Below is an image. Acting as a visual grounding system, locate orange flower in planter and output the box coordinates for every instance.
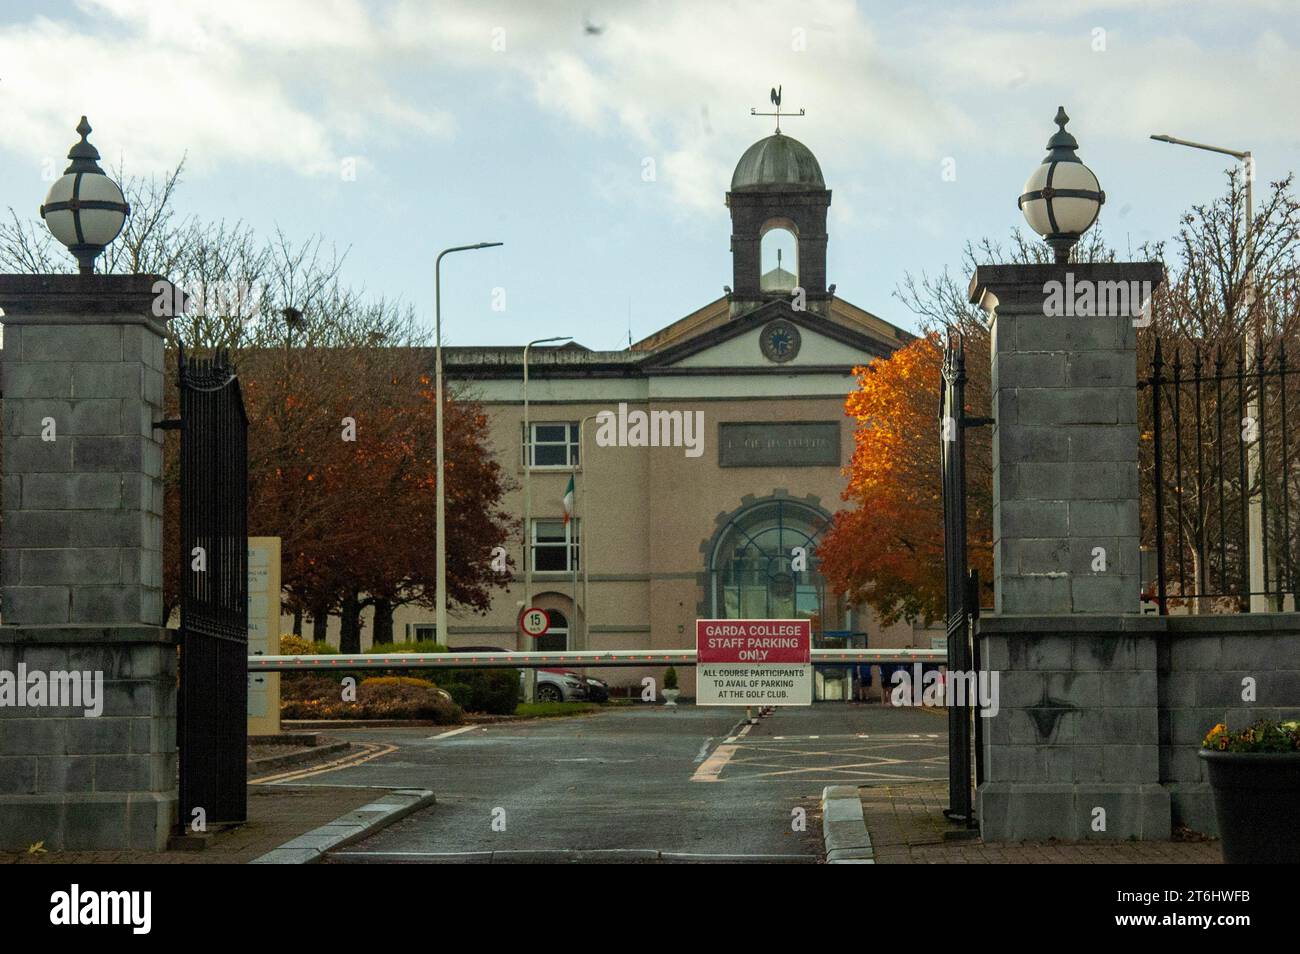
[1203,723,1228,751]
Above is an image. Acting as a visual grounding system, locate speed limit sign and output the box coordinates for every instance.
[519,607,550,638]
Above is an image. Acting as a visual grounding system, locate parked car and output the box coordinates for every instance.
[535,668,588,703]
[451,645,597,704]
[582,674,609,702]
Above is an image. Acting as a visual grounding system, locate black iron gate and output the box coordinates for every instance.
[939,334,987,827]
[177,349,249,829]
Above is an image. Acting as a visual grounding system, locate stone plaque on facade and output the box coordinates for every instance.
[719,421,841,468]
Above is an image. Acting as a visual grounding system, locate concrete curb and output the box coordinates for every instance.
[249,788,435,864]
[248,739,351,775]
[821,785,874,864]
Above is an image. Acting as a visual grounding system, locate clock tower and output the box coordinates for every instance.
[726,128,832,317]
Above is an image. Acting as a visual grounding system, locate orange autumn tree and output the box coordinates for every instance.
[818,333,992,625]
[819,228,1118,625]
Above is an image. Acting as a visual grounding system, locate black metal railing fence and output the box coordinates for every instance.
[1139,336,1300,613]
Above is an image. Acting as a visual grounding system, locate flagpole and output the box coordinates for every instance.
[571,469,578,651]
[579,414,595,651]
[582,415,592,655]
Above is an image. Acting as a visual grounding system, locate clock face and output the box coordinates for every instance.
[760,319,801,363]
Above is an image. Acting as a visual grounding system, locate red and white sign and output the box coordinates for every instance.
[519,607,550,638]
[695,619,812,706]
[696,619,812,663]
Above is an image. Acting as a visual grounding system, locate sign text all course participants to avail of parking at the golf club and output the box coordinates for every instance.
[695,619,812,706]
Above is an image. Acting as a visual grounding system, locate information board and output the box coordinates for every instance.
[248,537,281,735]
[695,619,813,706]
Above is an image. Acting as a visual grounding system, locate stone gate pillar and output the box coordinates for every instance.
[0,273,177,851]
[968,261,1171,841]
[973,262,1163,616]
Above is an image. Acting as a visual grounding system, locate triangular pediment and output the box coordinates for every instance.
[641,300,895,372]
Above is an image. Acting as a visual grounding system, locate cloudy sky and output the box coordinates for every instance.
[1,0,1297,346]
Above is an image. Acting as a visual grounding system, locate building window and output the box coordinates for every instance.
[536,609,568,652]
[532,519,579,572]
[407,624,437,643]
[709,499,828,621]
[525,422,579,468]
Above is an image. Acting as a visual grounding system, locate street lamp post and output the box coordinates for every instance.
[435,242,502,648]
[521,335,571,699]
[1150,133,1264,610]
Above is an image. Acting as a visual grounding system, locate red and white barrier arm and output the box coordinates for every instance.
[246,648,947,671]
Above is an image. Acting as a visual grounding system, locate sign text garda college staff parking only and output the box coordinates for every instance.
[695,619,813,706]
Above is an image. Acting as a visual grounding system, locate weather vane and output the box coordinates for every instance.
[751,85,805,134]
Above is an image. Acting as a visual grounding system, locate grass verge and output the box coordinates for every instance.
[515,702,600,719]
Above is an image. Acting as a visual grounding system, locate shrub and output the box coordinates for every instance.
[280,674,344,702]
[422,669,519,714]
[280,634,313,656]
[279,635,339,655]
[663,667,678,690]
[436,669,519,715]
[472,669,521,715]
[359,640,449,682]
[280,641,516,714]
[369,640,449,655]
[441,683,474,710]
[361,676,435,690]
[280,673,462,723]
[354,680,460,721]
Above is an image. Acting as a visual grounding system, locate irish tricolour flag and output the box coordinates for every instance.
[562,475,575,525]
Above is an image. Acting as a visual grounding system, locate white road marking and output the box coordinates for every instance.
[252,742,397,784]
[691,744,738,782]
[694,738,714,763]
[427,725,478,741]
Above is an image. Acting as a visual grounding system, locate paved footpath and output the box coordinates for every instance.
[0,785,380,864]
[860,780,1222,864]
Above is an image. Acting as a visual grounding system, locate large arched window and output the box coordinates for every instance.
[709,499,828,620]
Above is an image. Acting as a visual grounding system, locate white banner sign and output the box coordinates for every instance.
[695,619,813,707]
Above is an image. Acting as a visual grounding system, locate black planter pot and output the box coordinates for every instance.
[1199,750,1300,863]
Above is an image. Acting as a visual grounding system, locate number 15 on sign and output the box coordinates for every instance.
[520,607,550,638]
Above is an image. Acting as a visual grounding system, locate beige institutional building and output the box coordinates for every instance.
[331,130,940,695]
